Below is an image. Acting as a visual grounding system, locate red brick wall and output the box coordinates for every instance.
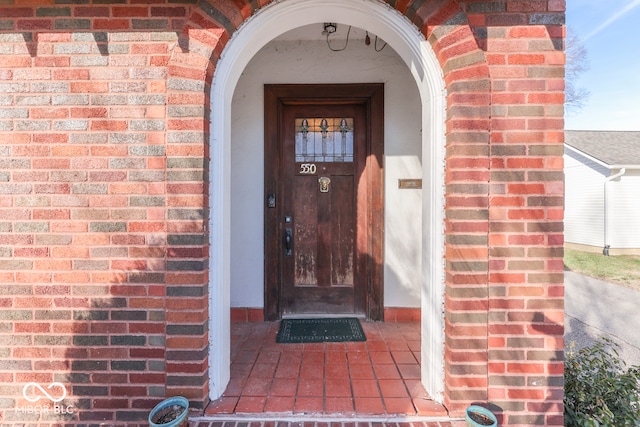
[471,4,565,425]
[0,1,565,425]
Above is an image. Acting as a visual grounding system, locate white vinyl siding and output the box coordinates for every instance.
[564,150,606,247]
[565,145,640,251]
[610,170,640,248]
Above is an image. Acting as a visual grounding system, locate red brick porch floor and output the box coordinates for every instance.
[192,321,464,427]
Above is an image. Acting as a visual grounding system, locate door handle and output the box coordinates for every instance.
[284,228,292,256]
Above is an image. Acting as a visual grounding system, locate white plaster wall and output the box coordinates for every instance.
[230,25,422,308]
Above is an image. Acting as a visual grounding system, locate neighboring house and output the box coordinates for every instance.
[565,131,640,255]
[0,1,565,426]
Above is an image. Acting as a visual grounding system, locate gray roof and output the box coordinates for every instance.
[565,130,640,166]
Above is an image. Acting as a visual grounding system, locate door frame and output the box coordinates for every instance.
[264,83,385,321]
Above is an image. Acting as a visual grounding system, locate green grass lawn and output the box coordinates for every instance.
[564,248,640,291]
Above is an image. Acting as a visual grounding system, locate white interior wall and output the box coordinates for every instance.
[230,25,422,308]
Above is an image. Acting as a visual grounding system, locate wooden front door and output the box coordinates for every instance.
[264,84,384,320]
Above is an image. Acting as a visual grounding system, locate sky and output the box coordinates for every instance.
[565,1,640,131]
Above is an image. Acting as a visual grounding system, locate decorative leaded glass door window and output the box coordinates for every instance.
[295,118,354,162]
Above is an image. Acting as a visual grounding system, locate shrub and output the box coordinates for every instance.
[564,338,640,426]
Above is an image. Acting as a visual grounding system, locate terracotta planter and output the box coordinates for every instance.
[466,405,497,427]
[148,396,189,427]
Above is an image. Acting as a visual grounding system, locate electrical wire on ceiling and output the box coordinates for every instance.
[374,34,387,52]
[324,24,387,52]
[366,30,388,52]
[325,24,351,51]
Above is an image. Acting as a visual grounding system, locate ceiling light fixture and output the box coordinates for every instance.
[322,23,337,35]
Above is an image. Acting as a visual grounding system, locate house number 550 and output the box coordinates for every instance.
[299,163,317,174]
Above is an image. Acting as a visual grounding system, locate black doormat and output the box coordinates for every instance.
[276,318,366,343]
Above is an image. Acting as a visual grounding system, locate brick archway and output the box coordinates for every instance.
[0,0,565,424]
[165,0,492,414]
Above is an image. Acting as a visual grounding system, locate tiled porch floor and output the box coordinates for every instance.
[204,320,449,418]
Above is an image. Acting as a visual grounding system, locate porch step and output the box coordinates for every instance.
[190,414,465,427]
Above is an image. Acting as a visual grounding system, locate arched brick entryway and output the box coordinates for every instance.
[165,0,493,416]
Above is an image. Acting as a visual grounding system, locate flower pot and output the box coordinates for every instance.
[466,405,497,427]
[148,396,189,427]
